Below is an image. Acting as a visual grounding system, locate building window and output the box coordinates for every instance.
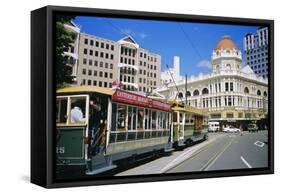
[193,90,199,96]
[100,62,103,68]
[105,53,109,59]
[225,82,229,92]
[93,80,97,86]
[111,45,114,51]
[105,72,108,78]
[94,70,97,76]
[70,46,74,53]
[82,79,86,85]
[110,73,113,78]
[87,80,91,85]
[89,50,93,56]
[228,96,232,106]
[95,41,99,47]
[89,59,93,65]
[83,48,87,55]
[100,52,104,58]
[82,69,86,75]
[110,64,113,69]
[101,42,104,48]
[105,63,108,68]
[84,38,88,44]
[99,81,102,87]
[99,71,103,77]
[230,82,233,91]
[83,58,87,65]
[90,40,93,46]
[104,82,107,87]
[95,51,98,57]
[110,54,114,60]
[94,60,98,66]
[88,70,92,76]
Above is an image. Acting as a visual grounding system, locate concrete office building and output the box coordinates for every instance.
[244,27,269,78]
[64,23,161,94]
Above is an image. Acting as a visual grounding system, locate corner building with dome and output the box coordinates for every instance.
[156,36,268,129]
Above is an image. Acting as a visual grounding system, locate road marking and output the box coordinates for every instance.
[240,156,252,168]
[254,141,265,148]
[200,137,234,171]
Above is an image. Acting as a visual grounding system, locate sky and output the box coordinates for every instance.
[73,16,258,77]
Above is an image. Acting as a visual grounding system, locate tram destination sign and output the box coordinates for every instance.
[112,89,171,112]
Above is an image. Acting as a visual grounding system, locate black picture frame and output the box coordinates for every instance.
[31,5,274,188]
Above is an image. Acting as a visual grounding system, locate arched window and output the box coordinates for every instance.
[186,91,191,97]
[193,89,199,96]
[244,87,249,94]
[178,92,183,99]
[257,90,261,96]
[202,88,209,95]
[263,91,267,97]
[226,64,231,70]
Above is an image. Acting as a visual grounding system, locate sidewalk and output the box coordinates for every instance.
[116,133,226,176]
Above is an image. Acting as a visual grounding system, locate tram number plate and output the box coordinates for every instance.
[56,146,65,154]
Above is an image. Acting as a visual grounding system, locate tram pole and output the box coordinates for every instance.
[166,64,184,104]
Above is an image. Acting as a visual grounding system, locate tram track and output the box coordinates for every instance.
[164,133,235,173]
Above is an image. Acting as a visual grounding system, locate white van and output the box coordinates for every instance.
[208,122,220,132]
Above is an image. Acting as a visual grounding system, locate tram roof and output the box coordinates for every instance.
[56,86,114,96]
[172,106,205,116]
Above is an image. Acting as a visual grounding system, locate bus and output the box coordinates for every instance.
[56,86,172,175]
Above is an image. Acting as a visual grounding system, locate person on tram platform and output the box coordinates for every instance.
[89,96,102,155]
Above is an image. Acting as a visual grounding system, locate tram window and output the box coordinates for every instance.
[144,109,151,130]
[117,104,126,131]
[128,106,137,130]
[70,97,87,124]
[56,98,67,123]
[152,111,157,130]
[180,113,184,123]
[111,103,117,131]
[148,110,152,130]
[163,113,167,129]
[173,112,178,122]
[185,113,190,124]
[137,108,144,130]
[157,112,162,129]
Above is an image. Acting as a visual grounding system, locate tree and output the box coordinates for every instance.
[56,15,76,88]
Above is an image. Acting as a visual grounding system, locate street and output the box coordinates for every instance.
[116,131,268,176]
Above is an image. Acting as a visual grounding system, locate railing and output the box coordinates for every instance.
[109,130,170,144]
[91,127,106,155]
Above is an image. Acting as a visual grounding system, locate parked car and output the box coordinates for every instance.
[208,122,220,132]
[248,124,258,132]
[223,126,241,133]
